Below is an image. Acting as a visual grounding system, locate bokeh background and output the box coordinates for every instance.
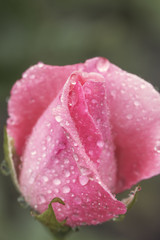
[1,0,160,240]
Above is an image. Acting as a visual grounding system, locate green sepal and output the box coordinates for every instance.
[32,197,71,240]
[1,127,20,191]
[113,185,141,221]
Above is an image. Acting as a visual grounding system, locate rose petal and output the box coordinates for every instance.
[85,57,160,192]
[19,72,126,226]
[7,62,84,155]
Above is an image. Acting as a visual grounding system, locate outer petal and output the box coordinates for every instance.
[7,62,84,155]
[19,71,126,226]
[85,57,160,192]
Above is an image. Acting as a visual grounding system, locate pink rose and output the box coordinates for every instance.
[7,57,160,227]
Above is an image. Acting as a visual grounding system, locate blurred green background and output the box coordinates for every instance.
[1,0,160,240]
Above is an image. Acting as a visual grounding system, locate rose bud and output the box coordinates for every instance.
[5,57,160,229]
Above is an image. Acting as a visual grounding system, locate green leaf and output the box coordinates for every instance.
[32,197,71,240]
[1,127,20,191]
[113,185,141,221]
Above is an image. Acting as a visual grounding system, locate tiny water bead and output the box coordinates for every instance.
[42,175,49,182]
[37,194,46,205]
[64,170,71,178]
[126,114,133,120]
[17,196,28,208]
[97,140,104,148]
[97,58,110,72]
[79,175,89,186]
[55,115,62,123]
[0,160,10,176]
[53,178,61,185]
[37,62,44,68]
[62,185,71,194]
[154,140,160,153]
[134,100,140,107]
[31,150,37,156]
[74,196,82,205]
[73,154,79,161]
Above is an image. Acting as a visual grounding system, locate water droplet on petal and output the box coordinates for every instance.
[70,74,77,85]
[97,58,109,72]
[140,84,146,89]
[47,136,51,142]
[73,154,79,161]
[134,100,140,107]
[126,114,133,120]
[17,196,28,208]
[97,140,104,148]
[64,170,70,178]
[0,160,10,176]
[37,194,46,204]
[154,140,160,153]
[79,175,89,186]
[55,116,62,123]
[68,91,78,107]
[62,186,70,193]
[42,176,49,182]
[53,178,61,185]
[31,150,36,156]
[79,166,91,175]
[88,150,93,156]
[38,62,44,68]
[47,189,52,194]
[65,121,70,126]
[74,196,82,205]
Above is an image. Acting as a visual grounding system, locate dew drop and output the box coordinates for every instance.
[64,159,69,164]
[37,194,46,204]
[47,136,51,142]
[70,74,77,85]
[68,91,78,107]
[29,174,35,184]
[65,121,70,126]
[79,175,89,186]
[31,150,36,156]
[73,154,79,161]
[154,140,160,153]
[53,178,61,185]
[140,84,146,89]
[74,196,82,205]
[110,90,116,98]
[55,116,62,123]
[88,150,93,156]
[97,140,104,148]
[97,59,109,72]
[17,196,28,208]
[126,114,133,120]
[62,186,70,193]
[79,166,91,176]
[38,62,44,68]
[55,188,59,193]
[42,146,46,151]
[0,160,10,176]
[42,176,49,182]
[134,100,140,107]
[64,170,70,178]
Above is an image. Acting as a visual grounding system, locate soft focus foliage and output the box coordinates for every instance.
[1,1,160,240]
